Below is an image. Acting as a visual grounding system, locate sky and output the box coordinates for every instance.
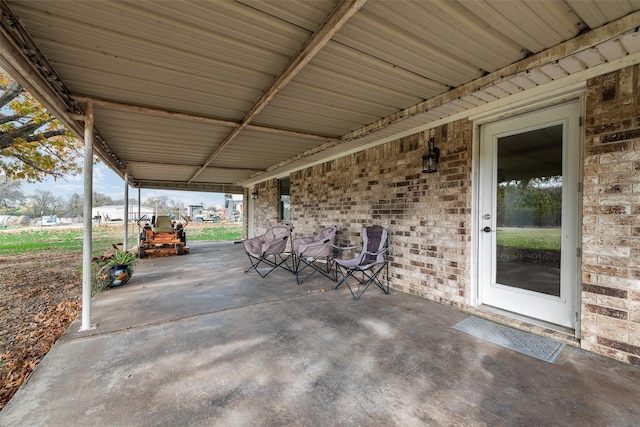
[20,162,228,210]
[2,66,227,210]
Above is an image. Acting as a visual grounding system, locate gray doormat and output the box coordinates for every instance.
[452,316,565,363]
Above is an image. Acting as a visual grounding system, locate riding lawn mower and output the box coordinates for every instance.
[137,215,189,259]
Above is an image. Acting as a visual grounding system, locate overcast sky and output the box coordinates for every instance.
[2,66,227,209]
[20,162,228,209]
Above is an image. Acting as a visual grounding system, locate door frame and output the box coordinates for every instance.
[469,92,585,337]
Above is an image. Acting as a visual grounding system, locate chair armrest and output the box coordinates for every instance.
[332,243,363,260]
[361,247,388,257]
[332,243,362,251]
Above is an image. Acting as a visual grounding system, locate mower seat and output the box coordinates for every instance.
[153,215,175,233]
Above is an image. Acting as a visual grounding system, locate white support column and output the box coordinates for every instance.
[137,187,141,246]
[123,171,129,251]
[80,103,94,331]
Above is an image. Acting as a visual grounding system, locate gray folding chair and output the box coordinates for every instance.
[292,225,338,284]
[244,224,294,278]
[333,226,389,300]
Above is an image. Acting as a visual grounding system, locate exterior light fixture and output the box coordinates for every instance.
[422,137,440,173]
[251,189,258,199]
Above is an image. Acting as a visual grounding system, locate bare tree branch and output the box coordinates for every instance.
[1,68,81,181]
[0,79,22,107]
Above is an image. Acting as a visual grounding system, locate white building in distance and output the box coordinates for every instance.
[91,205,155,222]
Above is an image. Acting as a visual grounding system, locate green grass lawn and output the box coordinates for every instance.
[0,224,244,256]
[0,224,559,255]
[496,227,561,251]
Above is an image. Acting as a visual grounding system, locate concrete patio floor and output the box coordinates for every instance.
[1,241,639,426]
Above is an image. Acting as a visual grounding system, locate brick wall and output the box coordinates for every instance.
[252,179,282,236]
[290,119,473,308]
[582,65,640,365]
[248,63,640,366]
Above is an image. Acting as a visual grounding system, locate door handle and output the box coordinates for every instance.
[482,226,492,233]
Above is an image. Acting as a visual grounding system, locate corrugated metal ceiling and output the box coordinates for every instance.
[1,0,639,193]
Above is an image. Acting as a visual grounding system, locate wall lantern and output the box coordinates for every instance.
[422,137,440,173]
[251,189,258,199]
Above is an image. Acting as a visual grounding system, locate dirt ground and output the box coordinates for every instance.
[0,251,82,411]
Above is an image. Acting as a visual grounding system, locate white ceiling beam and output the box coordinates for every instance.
[134,180,244,194]
[71,95,341,143]
[126,160,264,173]
[342,10,640,142]
[187,0,368,184]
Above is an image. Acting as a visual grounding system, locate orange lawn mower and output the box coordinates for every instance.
[137,214,189,259]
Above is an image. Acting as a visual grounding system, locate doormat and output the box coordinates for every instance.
[452,316,565,363]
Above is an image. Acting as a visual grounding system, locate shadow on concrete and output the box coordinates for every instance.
[1,241,639,426]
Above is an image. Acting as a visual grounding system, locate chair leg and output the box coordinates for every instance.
[244,253,263,275]
[293,253,300,282]
[245,252,294,278]
[295,255,336,285]
[334,265,354,290]
[272,252,294,274]
[294,253,305,285]
[334,263,389,300]
[354,265,389,300]
[244,253,276,278]
[349,270,373,300]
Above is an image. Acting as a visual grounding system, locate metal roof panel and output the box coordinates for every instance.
[2,0,639,191]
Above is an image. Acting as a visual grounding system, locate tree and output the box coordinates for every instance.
[145,195,173,215]
[28,189,64,217]
[0,179,25,214]
[144,196,185,216]
[498,177,562,227]
[1,67,82,182]
[93,192,119,207]
[169,199,185,216]
[64,192,83,217]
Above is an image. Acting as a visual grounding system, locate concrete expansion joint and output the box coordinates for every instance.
[67,289,327,342]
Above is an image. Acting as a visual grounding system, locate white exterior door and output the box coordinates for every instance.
[478,101,581,328]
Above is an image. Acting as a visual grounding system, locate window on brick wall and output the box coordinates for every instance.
[279,177,290,222]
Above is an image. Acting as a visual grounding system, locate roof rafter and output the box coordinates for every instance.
[72,95,340,143]
[126,160,264,173]
[187,0,368,184]
[342,10,640,142]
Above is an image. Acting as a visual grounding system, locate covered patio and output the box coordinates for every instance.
[2,0,640,365]
[1,242,639,426]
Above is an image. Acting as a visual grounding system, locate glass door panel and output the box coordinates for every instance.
[477,101,580,329]
[495,125,562,297]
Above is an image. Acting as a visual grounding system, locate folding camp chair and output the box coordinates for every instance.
[292,225,338,284]
[244,224,294,278]
[333,226,389,300]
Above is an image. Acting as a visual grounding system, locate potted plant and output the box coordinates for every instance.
[97,247,138,287]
